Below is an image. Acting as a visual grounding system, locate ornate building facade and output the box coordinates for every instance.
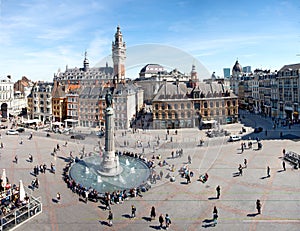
[152,81,238,129]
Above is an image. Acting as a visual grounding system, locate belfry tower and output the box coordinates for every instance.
[112,26,126,83]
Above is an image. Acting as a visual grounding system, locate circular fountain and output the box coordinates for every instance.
[68,91,151,193]
[69,155,150,193]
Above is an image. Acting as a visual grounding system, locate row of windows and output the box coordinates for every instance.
[0,86,13,91]
[79,108,100,113]
[154,109,237,119]
[154,100,237,110]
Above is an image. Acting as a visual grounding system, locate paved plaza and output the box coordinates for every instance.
[1,114,300,231]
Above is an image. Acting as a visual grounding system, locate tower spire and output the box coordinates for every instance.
[83,50,89,71]
[112,26,126,83]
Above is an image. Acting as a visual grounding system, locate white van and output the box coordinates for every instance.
[228,135,241,142]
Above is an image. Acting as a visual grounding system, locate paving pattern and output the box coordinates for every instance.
[0,117,299,231]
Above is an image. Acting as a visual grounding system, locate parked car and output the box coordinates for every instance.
[16,127,25,133]
[254,127,263,133]
[6,129,19,135]
[70,134,85,140]
[228,135,241,142]
[1,118,7,122]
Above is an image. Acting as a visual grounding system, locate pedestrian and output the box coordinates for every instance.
[159,170,163,180]
[108,210,113,226]
[56,192,61,203]
[256,199,261,214]
[159,214,164,229]
[267,166,270,177]
[188,155,191,164]
[186,174,191,184]
[216,185,220,199]
[165,214,171,229]
[150,206,156,220]
[238,164,243,176]
[213,206,218,226]
[282,161,286,171]
[244,159,247,168]
[131,205,136,218]
[14,155,18,164]
[29,154,33,162]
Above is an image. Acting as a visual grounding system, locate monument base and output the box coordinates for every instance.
[98,151,123,176]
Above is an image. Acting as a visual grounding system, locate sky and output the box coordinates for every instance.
[0,0,299,81]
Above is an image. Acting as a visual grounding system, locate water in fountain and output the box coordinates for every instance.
[119,175,125,184]
[69,155,150,193]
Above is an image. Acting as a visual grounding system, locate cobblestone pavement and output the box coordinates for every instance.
[0,118,299,231]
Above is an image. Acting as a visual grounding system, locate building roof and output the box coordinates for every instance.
[139,64,165,75]
[278,63,300,72]
[52,84,66,99]
[232,60,243,73]
[192,82,236,98]
[79,86,103,100]
[152,82,188,101]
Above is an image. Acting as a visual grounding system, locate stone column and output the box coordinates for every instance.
[99,107,122,176]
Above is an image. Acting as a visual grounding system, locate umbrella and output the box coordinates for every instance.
[19,180,26,202]
[1,169,7,188]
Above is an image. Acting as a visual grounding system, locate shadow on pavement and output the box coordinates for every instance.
[142,216,152,222]
[149,225,162,230]
[122,214,131,219]
[247,213,259,217]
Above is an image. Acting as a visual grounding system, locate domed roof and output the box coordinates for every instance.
[232,60,242,73]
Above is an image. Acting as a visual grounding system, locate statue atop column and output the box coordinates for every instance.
[105,90,113,108]
[98,89,122,176]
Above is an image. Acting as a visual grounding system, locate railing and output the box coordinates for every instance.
[0,196,42,231]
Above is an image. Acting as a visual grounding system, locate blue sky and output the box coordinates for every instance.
[0,0,299,81]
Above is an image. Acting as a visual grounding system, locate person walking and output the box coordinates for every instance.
[165,214,171,229]
[282,161,286,171]
[256,199,261,214]
[14,155,18,164]
[267,166,270,177]
[244,159,247,168]
[56,192,61,203]
[188,155,191,164]
[216,185,220,199]
[159,214,164,229]
[131,205,136,218]
[150,206,156,220]
[213,206,218,226]
[108,210,113,226]
[238,164,243,176]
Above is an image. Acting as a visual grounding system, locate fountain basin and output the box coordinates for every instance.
[69,155,151,193]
